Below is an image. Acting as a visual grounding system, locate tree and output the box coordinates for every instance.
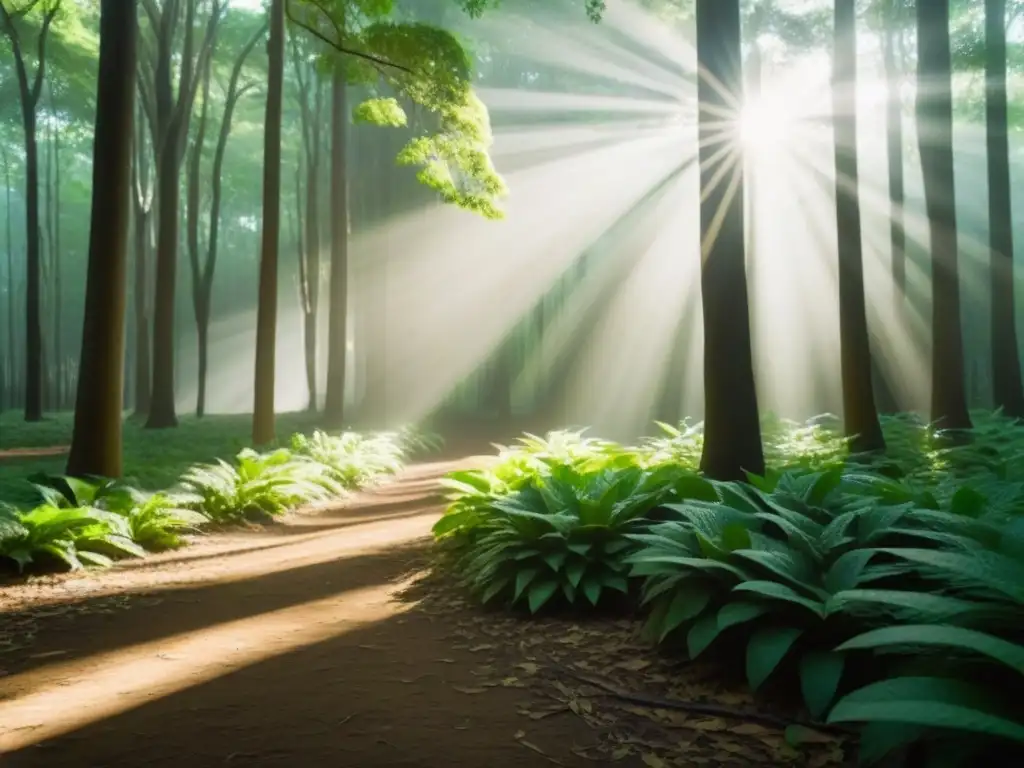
[695,0,764,480]
[881,0,907,304]
[140,0,225,429]
[290,33,325,411]
[833,0,884,452]
[187,17,263,417]
[0,0,63,422]
[917,0,972,432]
[984,0,1024,417]
[323,61,348,427]
[252,0,285,445]
[131,95,154,417]
[66,0,137,478]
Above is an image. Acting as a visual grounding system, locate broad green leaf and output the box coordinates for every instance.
[746,626,803,690]
[659,586,710,641]
[528,579,559,613]
[732,580,826,618]
[827,677,1024,743]
[687,614,723,658]
[836,625,1024,675]
[717,601,769,630]
[514,567,539,601]
[798,651,845,718]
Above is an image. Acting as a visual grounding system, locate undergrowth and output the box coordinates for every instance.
[432,411,1024,767]
[0,425,439,575]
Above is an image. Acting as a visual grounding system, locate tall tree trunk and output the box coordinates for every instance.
[252,0,285,445]
[985,0,1024,418]
[187,47,212,417]
[0,2,61,422]
[695,0,764,480]
[4,150,16,411]
[884,1,907,304]
[324,67,349,428]
[67,0,137,478]
[145,0,223,429]
[190,21,263,420]
[834,0,884,452]
[132,100,153,418]
[916,0,972,432]
[48,95,63,410]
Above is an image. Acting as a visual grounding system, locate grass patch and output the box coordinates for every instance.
[0,411,322,507]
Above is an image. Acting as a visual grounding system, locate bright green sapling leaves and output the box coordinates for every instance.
[288,1,508,217]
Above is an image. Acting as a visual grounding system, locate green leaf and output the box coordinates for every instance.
[827,676,1024,742]
[565,558,586,588]
[582,577,602,606]
[732,580,826,618]
[746,626,803,690]
[717,601,769,631]
[798,651,845,718]
[720,522,752,551]
[687,614,723,658]
[659,586,710,641]
[528,579,559,614]
[514,567,539,602]
[836,625,1024,675]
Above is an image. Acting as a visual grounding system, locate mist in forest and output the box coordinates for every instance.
[1,0,1022,441]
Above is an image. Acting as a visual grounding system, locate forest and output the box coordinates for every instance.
[1,0,1023,766]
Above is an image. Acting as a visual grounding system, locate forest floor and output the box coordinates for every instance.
[0,455,848,768]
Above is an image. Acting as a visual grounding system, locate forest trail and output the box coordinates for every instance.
[0,456,621,768]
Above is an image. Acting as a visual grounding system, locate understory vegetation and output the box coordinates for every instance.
[0,424,438,574]
[433,411,1024,767]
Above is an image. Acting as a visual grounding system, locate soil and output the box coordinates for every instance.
[0,456,849,768]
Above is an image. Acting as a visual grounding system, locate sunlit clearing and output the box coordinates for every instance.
[0,581,411,751]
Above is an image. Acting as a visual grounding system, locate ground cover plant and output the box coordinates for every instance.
[0,420,439,575]
[433,411,1024,767]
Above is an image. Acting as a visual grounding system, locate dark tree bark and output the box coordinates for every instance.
[142,0,224,429]
[252,0,285,445]
[985,0,1024,418]
[883,0,907,304]
[66,0,138,478]
[916,0,972,431]
[833,0,884,452]
[3,150,16,411]
[323,67,349,428]
[695,0,764,480]
[0,0,62,422]
[188,22,263,418]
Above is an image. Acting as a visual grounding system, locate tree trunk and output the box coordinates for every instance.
[4,151,16,411]
[916,0,972,432]
[884,3,907,304]
[132,110,153,418]
[146,140,182,428]
[188,49,212,418]
[323,67,349,428]
[0,3,60,422]
[833,0,884,452]
[66,0,137,478]
[695,0,764,480]
[252,0,285,446]
[985,0,1024,418]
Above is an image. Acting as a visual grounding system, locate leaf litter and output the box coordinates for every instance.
[406,573,850,768]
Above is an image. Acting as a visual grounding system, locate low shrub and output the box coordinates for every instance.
[434,414,1024,766]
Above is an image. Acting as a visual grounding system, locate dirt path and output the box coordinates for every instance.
[0,458,624,768]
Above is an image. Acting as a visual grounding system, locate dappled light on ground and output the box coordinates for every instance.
[0,582,408,752]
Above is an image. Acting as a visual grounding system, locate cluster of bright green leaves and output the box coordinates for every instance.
[287,0,512,217]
